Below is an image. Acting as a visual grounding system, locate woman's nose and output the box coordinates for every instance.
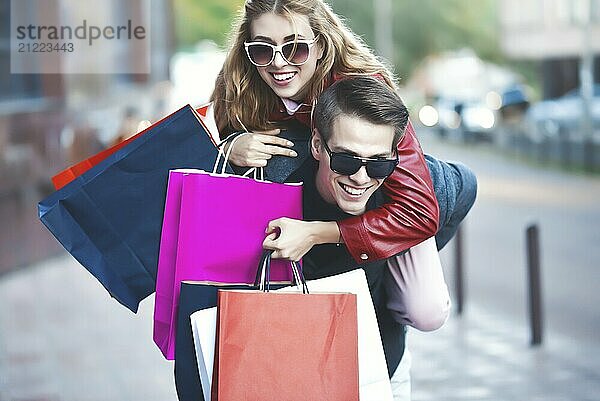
[272,51,288,68]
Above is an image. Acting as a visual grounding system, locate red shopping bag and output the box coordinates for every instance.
[51,105,212,190]
[212,254,359,401]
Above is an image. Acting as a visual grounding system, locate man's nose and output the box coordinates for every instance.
[348,166,370,185]
[272,51,288,68]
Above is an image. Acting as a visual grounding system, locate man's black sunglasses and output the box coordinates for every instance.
[321,139,398,179]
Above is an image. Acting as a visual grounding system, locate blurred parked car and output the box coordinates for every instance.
[460,101,497,143]
[500,84,530,122]
[495,84,531,147]
[421,95,500,143]
[419,97,461,138]
[526,85,600,142]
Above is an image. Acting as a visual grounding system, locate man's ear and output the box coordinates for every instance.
[310,129,322,161]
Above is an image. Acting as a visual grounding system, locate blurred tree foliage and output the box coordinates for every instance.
[174,0,242,49]
[174,0,536,85]
[332,0,504,80]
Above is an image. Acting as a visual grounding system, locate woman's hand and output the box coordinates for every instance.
[226,129,297,167]
[263,218,341,261]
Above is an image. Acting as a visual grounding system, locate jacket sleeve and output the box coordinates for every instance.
[337,121,439,263]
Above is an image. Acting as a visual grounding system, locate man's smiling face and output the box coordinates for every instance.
[311,114,396,215]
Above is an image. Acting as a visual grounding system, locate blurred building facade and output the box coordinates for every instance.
[0,0,175,271]
[500,0,600,98]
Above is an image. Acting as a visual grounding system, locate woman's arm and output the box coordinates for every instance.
[338,121,439,263]
[263,218,340,261]
[196,104,297,168]
[265,121,438,263]
[222,130,298,167]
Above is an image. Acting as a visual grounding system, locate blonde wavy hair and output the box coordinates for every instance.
[211,0,397,137]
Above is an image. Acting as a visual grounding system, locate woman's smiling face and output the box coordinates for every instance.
[249,12,323,101]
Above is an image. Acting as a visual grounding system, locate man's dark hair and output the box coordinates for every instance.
[313,76,409,151]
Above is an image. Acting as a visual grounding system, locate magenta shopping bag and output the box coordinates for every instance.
[153,169,302,359]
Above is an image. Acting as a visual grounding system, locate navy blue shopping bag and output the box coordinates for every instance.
[174,282,246,401]
[262,119,310,183]
[38,105,223,312]
[175,279,286,401]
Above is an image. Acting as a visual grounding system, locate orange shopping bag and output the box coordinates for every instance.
[212,253,359,401]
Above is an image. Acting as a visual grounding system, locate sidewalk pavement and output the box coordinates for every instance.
[0,254,176,401]
[409,306,600,401]
[1,253,599,401]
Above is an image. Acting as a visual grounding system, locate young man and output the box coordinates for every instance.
[263,76,477,400]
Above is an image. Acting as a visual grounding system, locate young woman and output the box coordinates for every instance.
[210,0,442,264]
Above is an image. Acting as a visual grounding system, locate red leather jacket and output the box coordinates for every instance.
[269,76,439,263]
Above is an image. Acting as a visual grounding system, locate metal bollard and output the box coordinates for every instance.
[526,224,543,346]
[454,225,464,315]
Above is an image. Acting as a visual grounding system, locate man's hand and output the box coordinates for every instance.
[263,218,341,261]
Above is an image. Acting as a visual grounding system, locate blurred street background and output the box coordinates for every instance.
[1,0,599,400]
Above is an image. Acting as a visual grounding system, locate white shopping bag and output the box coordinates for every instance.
[190,269,393,401]
[190,307,217,401]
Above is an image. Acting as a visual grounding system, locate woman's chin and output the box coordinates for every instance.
[263,75,306,100]
[269,84,300,99]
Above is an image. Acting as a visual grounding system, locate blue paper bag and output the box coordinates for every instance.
[38,105,222,312]
[174,282,247,401]
[174,280,286,401]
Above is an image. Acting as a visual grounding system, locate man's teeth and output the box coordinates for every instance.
[273,72,295,81]
[341,184,367,196]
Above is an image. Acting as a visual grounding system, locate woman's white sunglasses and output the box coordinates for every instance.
[244,36,319,67]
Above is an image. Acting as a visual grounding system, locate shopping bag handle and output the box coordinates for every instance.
[212,132,248,174]
[213,116,267,180]
[254,250,308,294]
[213,132,266,181]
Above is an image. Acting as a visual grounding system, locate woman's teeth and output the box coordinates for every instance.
[341,184,367,196]
[272,72,296,81]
